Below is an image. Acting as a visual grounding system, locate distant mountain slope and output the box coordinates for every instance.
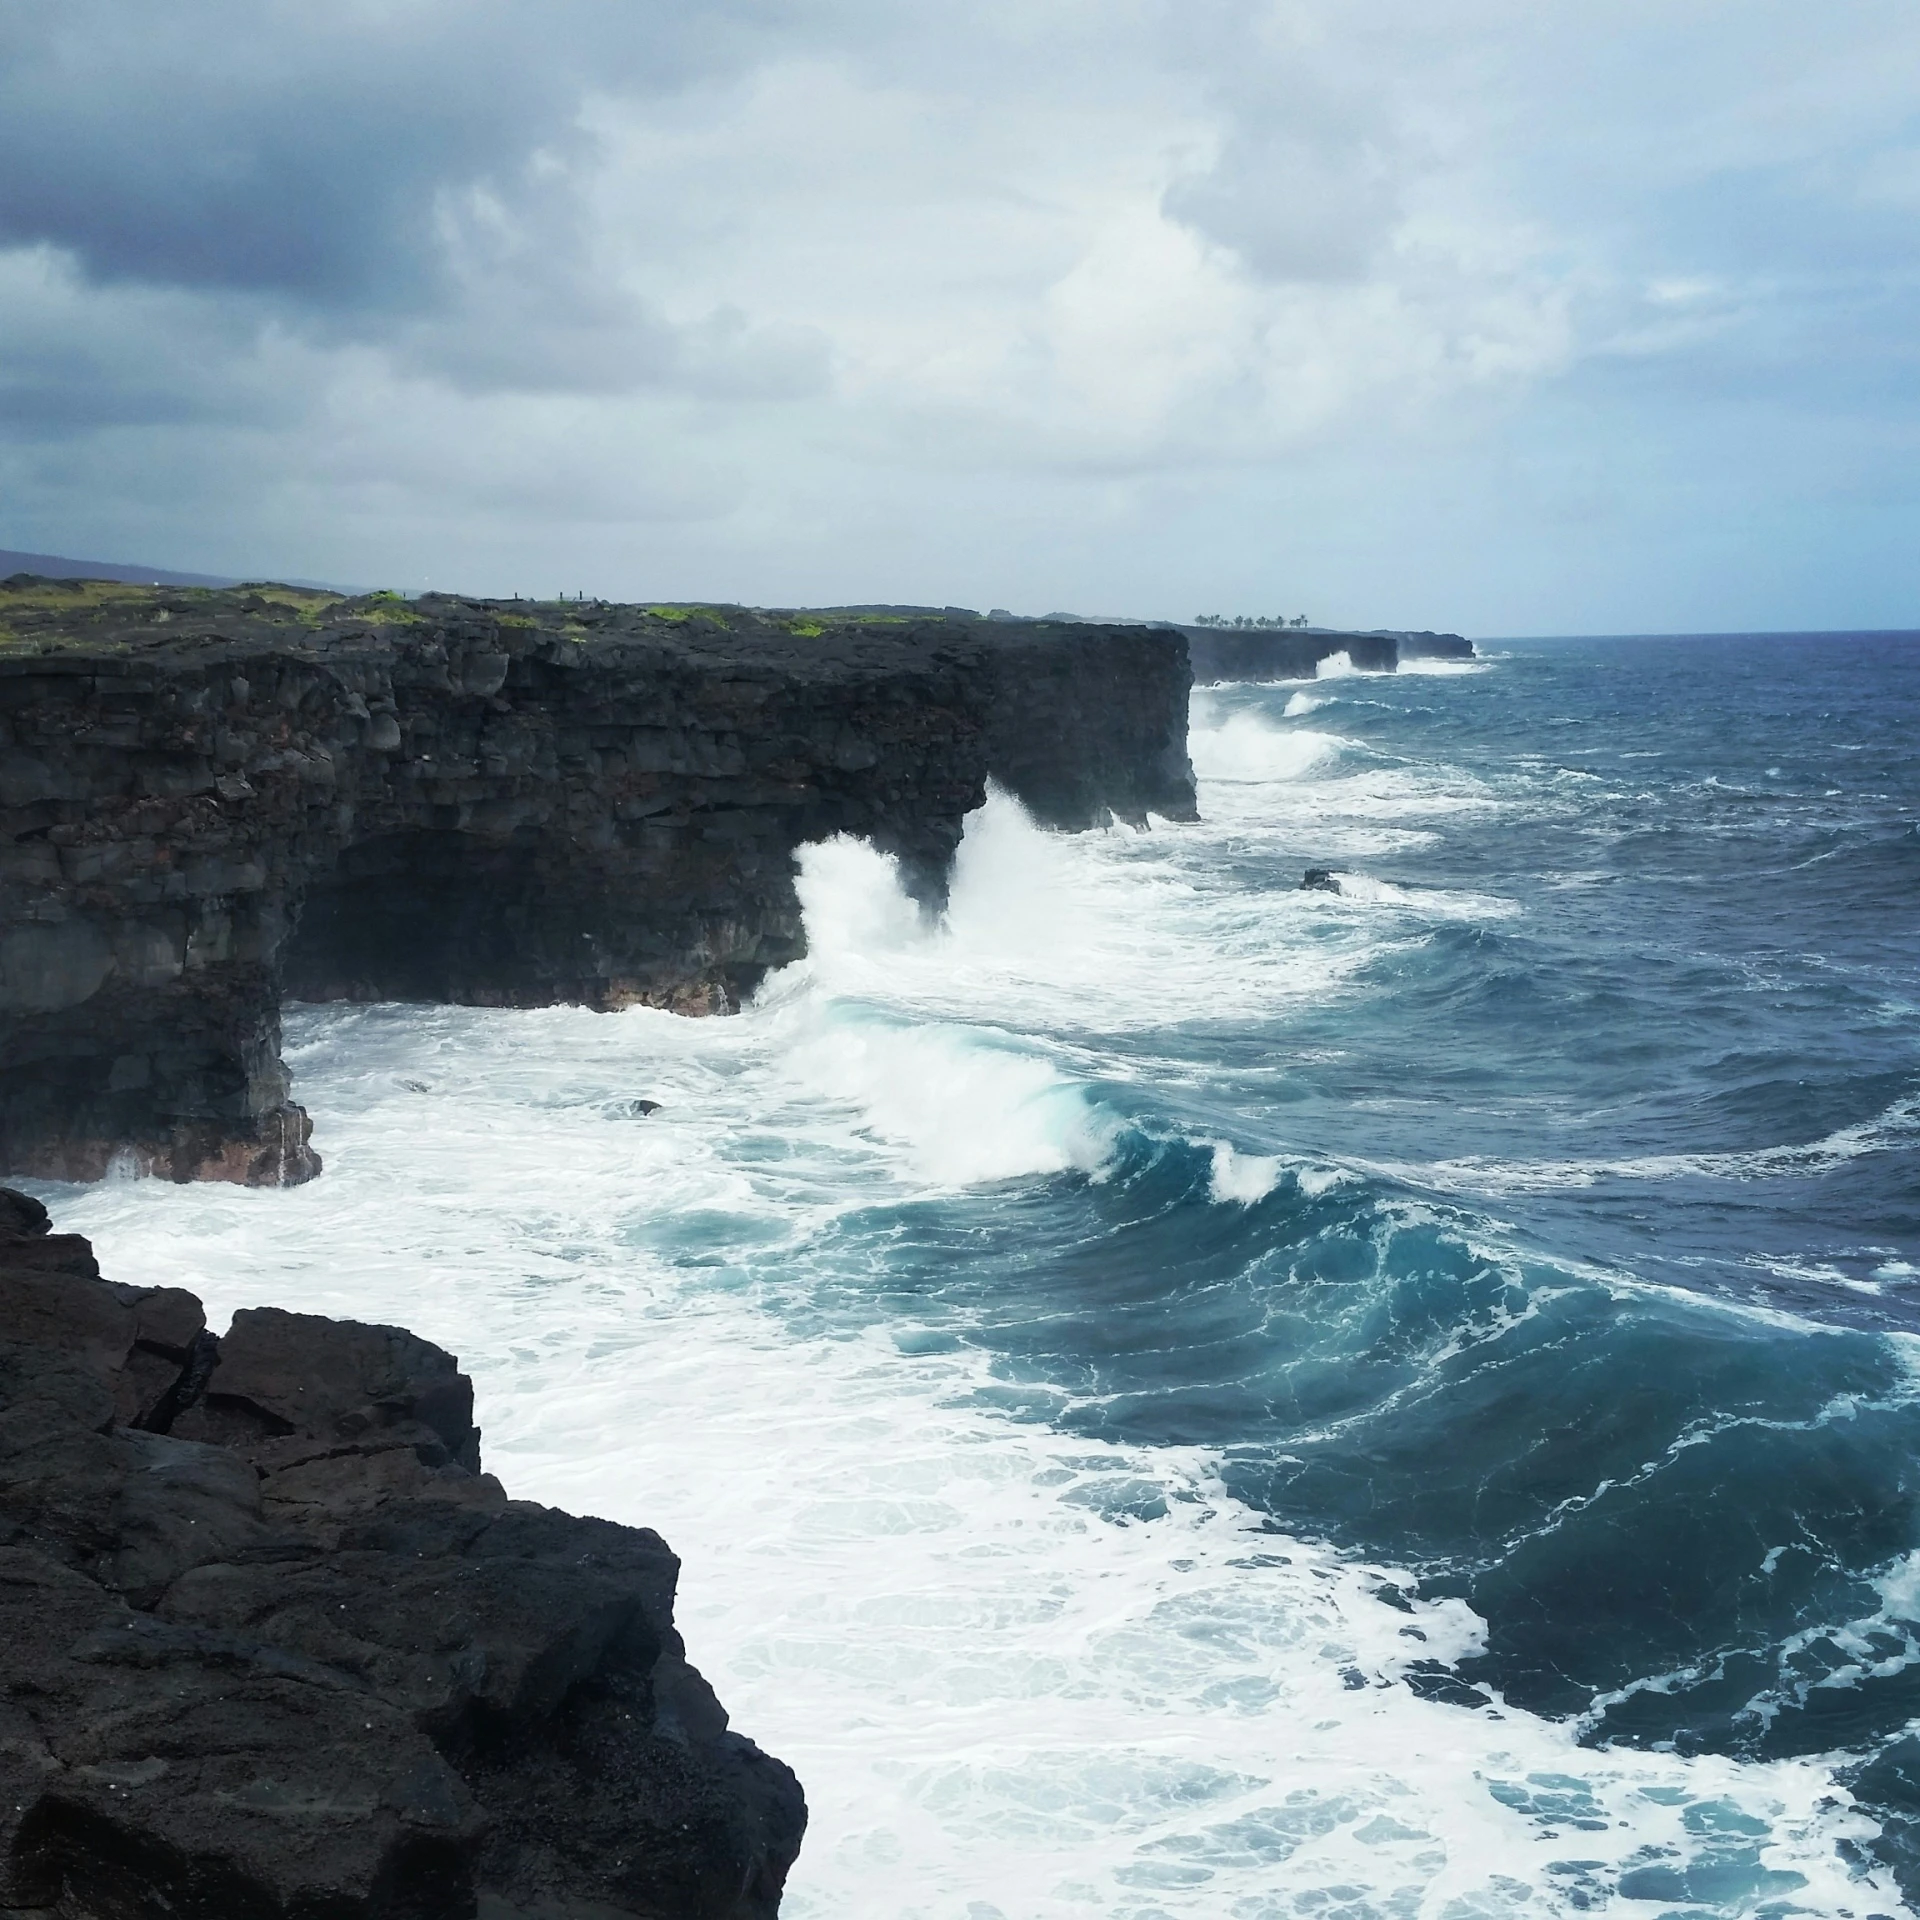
[0,546,241,587]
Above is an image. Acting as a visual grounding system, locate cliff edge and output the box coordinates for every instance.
[0,1186,805,1918]
[0,580,1195,1185]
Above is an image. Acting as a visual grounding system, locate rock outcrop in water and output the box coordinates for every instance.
[0,1190,804,1918]
[0,579,1195,1186]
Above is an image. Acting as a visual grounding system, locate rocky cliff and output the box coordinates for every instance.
[0,1187,805,1919]
[0,580,1195,1186]
[1392,630,1476,662]
[1182,625,1473,682]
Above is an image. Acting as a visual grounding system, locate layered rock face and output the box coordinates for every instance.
[0,1190,804,1918]
[0,581,1195,1185]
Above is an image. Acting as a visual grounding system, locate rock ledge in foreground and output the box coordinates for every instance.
[0,1191,805,1919]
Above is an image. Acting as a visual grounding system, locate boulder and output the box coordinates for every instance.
[0,1191,805,1918]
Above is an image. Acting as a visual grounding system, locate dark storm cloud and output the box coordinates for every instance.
[0,1,832,412]
[0,1,756,310]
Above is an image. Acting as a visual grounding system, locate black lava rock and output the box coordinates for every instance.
[0,1192,805,1918]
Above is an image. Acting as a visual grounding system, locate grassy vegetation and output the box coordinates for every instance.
[0,581,963,658]
[643,604,730,628]
[778,610,913,634]
[0,627,136,655]
[0,579,197,614]
[237,584,345,614]
[0,576,412,653]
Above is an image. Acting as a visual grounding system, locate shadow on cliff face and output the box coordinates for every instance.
[287,830,571,1007]
[283,826,773,1016]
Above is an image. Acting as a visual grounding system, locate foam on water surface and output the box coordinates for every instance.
[1412,1089,1920,1195]
[1394,656,1489,677]
[59,1036,1897,1916]
[1189,713,1347,785]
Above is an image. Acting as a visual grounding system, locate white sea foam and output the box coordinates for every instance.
[1283,690,1324,717]
[1315,872,1521,919]
[1188,694,1506,857]
[1208,1142,1286,1204]
[783,1008,1117,1186]
[1394,655,1488,676]
[1315,649,1360,679]
[777,787,1373,1042]
[1189,713,1345,784]
[1206,1146,1351,1206]
[1414,1091,1920,1195]
[1325,872,1411,905]
[56,1015,1898,1917]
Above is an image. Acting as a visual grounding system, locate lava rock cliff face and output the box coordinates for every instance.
[0,1188,805,1919]
[0,581,1195,1185]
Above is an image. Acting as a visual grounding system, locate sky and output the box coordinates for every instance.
[2,0,1917,635]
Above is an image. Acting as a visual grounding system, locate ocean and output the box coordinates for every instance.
[48,631,1920,1917]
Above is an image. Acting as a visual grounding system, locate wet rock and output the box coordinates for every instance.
[0,1187,50,1239]
[1301,868,1344,894]
[0,1207,805,1918]
[1179,624,1474,682]
[1394,630,1475,661]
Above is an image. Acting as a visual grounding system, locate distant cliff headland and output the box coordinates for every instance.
[1175,622,1474,682]
[0,579,1196,1187]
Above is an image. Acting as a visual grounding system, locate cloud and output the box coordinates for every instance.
[0,1,744,306]
[0,0,814,405]
[0,0,1917,631]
